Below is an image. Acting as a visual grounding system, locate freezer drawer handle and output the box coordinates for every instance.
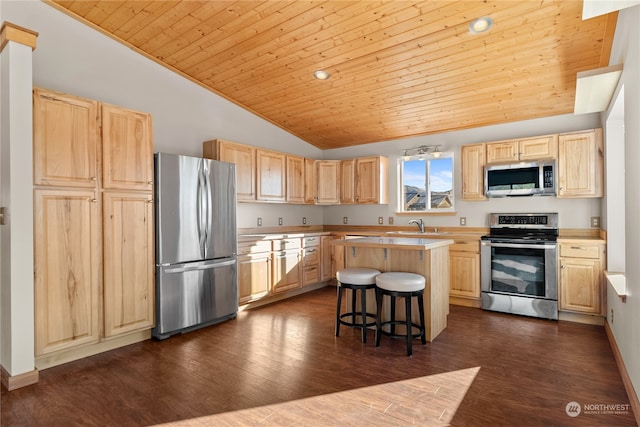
[162,259,236,273]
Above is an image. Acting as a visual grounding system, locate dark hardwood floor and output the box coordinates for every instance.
[1,286,636,426]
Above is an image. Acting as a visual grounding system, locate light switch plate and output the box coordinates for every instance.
[388,217,394,225]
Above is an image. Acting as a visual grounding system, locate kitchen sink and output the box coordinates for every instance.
[385,231,449,236]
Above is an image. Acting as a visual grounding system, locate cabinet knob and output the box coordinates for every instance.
[561,265,565,269]
[147,200,154,203]
[90,199,97,203]
[91,177,97,181]
[148,181,153,185]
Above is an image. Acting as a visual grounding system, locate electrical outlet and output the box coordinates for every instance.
[343,216,348,224]
[278,217,283,226]
[257,217,262,226]
[388,217,394,225]
[378,217,384,224]
[302,217,307,225]
[460,217,467,226]
[591,216,600,228]
[611,308,614,324]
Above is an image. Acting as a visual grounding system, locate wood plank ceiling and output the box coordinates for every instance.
[47,1,617,150]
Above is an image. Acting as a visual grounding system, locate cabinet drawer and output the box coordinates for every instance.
[560,244,600,259]
[302,236,320,248]
[451,240,480,253]
[303,266,320,285]
[238,239,272,255]
[303,247,320,265]
[272,238,301,251]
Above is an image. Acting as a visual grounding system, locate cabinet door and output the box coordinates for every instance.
[486,141,518,164]
[216,140,256,201]
[331,242,345,279]
[103,191,155,337]
[272,250,302,293]
[102,104,153,191]
[34,189,100,355]
[256,149,286,202]
[340,159,356,204]
[559,258,602,314]
[33,88,99,188]
[449,251,480,298]
[461,144,486,200]
[518,135,557,161]
[238,253,271,305]
[286,155,305,203]
[304,158,316,204]
[356,156,388,204]
[316,160,340,204]
[557,129,604,198]
[320,236,332,282]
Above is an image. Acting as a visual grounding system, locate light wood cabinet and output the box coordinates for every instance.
[101,104,153,191]
[320,235,333,282]
[461,143,486,200]
[238,252,272,305]
[102,191,154,337]
[33,88,154,363]
[449,247,480,301]
[316,160,340,204]
[33,89,99,188]
[34,188,101,356]
[256,149,286,202]
[557,129,604,198]
[355,156,389,204]
[486,135,557,164]
[559,241,605,315]
[272,249,302,293]
[340,159,356,204]
[304,158,316,204]
[285,155,305,203]
[203,139,256,201]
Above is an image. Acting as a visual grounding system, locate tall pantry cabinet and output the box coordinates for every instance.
[33,88,154,366]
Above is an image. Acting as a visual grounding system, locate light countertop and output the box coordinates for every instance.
[331,236,454,250]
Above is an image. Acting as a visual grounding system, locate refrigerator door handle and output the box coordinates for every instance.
[203,161,212,259]
[197,161,207,257]
[162,258,236,274]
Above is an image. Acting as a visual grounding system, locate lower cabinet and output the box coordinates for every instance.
[559,241,605,316]
[272,249,302,293]
[320,235,333,282]
[238,252,272,305]
[448,240,481,306]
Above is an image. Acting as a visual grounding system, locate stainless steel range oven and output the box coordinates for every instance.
[481,213,558,320]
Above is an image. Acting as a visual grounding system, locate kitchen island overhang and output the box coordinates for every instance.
[332,237,453,342]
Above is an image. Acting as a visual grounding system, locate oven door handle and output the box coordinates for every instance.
[481,241,557,250]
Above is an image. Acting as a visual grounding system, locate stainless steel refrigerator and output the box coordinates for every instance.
[153,153,238,340]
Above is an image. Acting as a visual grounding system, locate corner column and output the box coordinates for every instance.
[0,21,39,390]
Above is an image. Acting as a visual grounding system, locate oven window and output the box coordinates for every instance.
[490,247,545,297]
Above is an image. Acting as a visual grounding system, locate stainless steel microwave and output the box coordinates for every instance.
[484,160,555,197]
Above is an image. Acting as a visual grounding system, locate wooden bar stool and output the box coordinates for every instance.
[375,272,426,356]
[335,268,381,343]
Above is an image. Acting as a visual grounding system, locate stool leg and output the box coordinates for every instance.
[375,287,383,347]
[418,292,426,345]
[390,296,396,335]
[335,285,342,337]
[405,295,412,357]
[351,288,357,326]
[361,289,367,343]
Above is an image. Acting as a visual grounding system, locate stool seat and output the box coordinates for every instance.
[375,272,425,292]
[335,268,381,343]
[337,268,380,285]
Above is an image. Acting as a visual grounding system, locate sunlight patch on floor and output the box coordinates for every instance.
[156,366,480,426]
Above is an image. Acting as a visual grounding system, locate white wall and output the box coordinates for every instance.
[606,4,640,404]
[323,113,602,229]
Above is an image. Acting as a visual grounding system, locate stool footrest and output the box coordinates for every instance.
[378,321,425,340]
[339,312,377,329]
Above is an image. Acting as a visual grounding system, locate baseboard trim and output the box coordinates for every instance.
[449,296,481,308]
[605,320,640,425]
[1,366,39,391]
[558,311,605,325]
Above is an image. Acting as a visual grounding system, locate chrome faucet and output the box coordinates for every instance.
[409,218,425,233]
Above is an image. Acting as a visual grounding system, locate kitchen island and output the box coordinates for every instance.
[332,236,453,342]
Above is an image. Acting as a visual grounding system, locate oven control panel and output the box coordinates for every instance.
[489,213,558,229]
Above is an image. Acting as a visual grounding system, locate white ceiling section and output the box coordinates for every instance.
[574,64,623,114]
[582,0,640,19]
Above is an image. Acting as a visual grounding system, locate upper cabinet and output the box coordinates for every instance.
[316,160,341,204]
[33,89,99,188]
[340,159,356,204]
[557,129,604,198]
[355,156,389,204]
[486,134,557,164]
[102,104,153,191]
[203,139,256,201]
[286,155,305,204]
[461,143,486,201]
[256,149,286,202]
[304,158,316,204]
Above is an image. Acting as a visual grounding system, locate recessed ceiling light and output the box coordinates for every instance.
[313,70,330,80]
[469,16,493,34]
